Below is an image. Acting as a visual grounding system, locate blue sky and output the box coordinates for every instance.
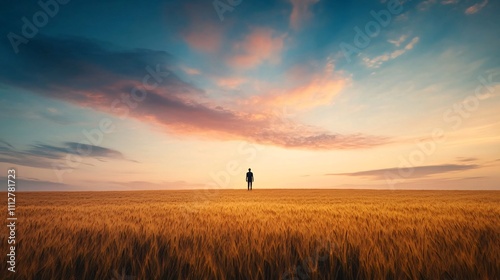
[0,0,499,190]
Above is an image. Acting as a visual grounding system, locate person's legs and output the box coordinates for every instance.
[247,182,250,190]
[250,182,252,190]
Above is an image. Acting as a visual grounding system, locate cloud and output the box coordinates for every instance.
[459,176,484,180]
[0,176,208,191]
[288,0,319,30]
[180,65,200,75]
[456,157,478,162]
[227,28,286,69]
[388,34,408,47]
[0,35,388,150]
[362,37,420,68]
[0,176,204,191]
[418,0,460,10]
[65,142,125,159]
[0,140,59,169]
[183,22,223,53]
[178,3,225,53]
[215,76,247,89]
[465,0,488,14]
[0,139,14,149]
[395,13,409,21]
[246,74,347,111]
[35,107,76,125]
[418,0,437,11]
[240,56,349,111]
[0,140,129,169]
[0,176,79,191]
[328,164,480,179]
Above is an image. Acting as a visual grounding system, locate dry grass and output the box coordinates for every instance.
[2,189,499,279]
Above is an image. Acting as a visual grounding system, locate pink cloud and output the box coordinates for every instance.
[465,0,488,14]
[215,76,247,89]
[227,28,286,69]
[3,36,389,150]
[183,22,223,53]
[418,0,437,11]
[251,76,348,111]
[180,4,224,53]
[289,0,319,30]
[42,75,385,150]
[241,57,350,111]
[441,0,459,5]
[181,65,200,75]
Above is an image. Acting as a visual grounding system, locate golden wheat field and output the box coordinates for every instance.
[1,189,499,280]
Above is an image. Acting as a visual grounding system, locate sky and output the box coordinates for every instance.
[0,0,499,191]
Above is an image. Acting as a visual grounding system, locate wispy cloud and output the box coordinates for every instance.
[0,140,60,169]
[328,164,480,179]
[441,0,459,5]
[0,140,130,169]
[0,176,78,191]
[35,107,76,125]
[362,37,420,68]
[456,157,478,162]
[388,34,408,47]
[418,0,437,11]
[0,139,14,149]
[418,0,461,10]
[180,65,200,75]
[465,0,488,14]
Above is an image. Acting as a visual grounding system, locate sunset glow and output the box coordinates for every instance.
[1,0,499,191]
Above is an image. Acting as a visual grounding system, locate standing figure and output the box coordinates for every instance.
[246,168,254,190]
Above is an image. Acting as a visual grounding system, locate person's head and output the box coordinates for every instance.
[248,168,251,171]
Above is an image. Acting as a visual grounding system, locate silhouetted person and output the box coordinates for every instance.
[246,168,254,190]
